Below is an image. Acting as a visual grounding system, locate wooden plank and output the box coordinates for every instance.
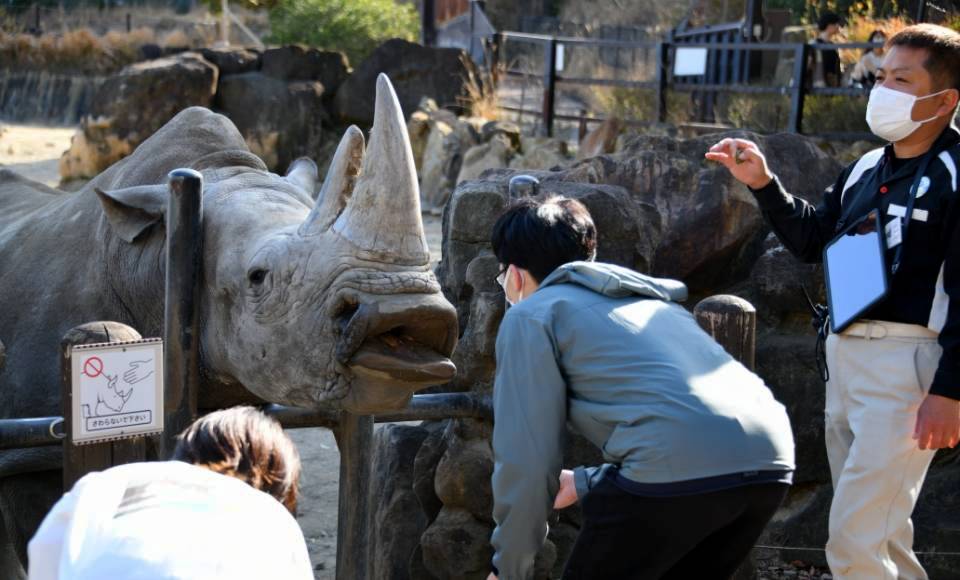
[334,412,374,580]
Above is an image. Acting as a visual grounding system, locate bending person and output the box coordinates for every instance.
[486,196,795,580]
[28,406,312,580]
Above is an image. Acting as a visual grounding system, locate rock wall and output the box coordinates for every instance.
[0,70,104,125]
[410,104,573,213]
[58,40,478,182]
[369,129,959,580]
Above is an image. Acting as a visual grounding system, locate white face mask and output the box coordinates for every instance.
[497,265,525,307]
[866,85,949,142]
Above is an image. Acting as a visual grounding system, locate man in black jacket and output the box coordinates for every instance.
[706,24,960,580]
[810,11,843,87]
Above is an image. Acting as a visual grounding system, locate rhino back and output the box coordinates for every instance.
[86,106,255,191]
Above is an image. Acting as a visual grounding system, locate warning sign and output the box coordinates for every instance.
[70,339,164,445]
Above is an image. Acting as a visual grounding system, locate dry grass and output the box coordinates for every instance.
[160,29,191,48]
[460,65,500,121]
[103,27,158,61]
[0,26,168,74]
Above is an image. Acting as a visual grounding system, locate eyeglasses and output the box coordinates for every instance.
[495,265,508,290]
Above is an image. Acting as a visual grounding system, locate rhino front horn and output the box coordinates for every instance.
[331,74,429,265]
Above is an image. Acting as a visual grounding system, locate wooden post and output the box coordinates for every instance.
[126,13,131,33]
[577,108,588,143]
[655,41,669,124]
[787,43,809,134]
[490,31,503,85]
[160,169,203,458]
[421,0,436,47]
[61,322,148,490]
[694,295,757,371]
[220,0,230,46]
[541,37,558,137]
[334,412,374,580]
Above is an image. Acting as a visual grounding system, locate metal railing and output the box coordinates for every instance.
[492,30,883,137]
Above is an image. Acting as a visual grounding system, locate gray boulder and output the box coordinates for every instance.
[334,39,478,127]
[214,72,333,172]
[510,136,571,171]
[455,135,516,186]
[559,131,840,293]
[481,121,521,151]
[369,424,432,580]
[419,114,480,212]
[260,45,351,95]
[60,52,218,180]
[199,47,262,75]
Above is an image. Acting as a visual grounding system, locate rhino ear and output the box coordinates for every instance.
[95,185,168,243]
[286,157,320,199]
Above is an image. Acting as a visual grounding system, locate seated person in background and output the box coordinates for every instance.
[486,196,795,580]
[851,29,887,87]
[28,406,312,580]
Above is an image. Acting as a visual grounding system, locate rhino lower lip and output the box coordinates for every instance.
[348,333,456,384]
[334,298,457,384]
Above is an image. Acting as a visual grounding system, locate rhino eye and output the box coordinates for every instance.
[248,269,269,286]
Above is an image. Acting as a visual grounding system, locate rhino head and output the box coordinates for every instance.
[94,75,457,413]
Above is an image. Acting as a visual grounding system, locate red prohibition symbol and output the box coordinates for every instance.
[82,357,104,378]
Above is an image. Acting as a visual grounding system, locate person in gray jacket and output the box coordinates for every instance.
[486,196,795,580]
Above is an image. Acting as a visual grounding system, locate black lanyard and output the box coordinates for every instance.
[890,148,938,274]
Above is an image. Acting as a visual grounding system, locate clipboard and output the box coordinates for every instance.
[823,211,889,334]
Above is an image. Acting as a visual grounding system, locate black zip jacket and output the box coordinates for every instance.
[749,125,960,399]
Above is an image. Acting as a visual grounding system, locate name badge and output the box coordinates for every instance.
[887,203,929,222]
[885,217,903,248]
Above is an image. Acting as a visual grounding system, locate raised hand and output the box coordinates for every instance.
[704,137,775,190]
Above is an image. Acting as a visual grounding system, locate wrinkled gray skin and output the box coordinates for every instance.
[0,75,457,577]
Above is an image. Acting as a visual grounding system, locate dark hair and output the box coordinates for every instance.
[491,195,597,283]
[174,406,301,514]
[889,24,960,92]
[817,11,842,32]
[869,29,886,42]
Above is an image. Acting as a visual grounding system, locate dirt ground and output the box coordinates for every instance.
[0,123,450,579]
[0,124,76,187]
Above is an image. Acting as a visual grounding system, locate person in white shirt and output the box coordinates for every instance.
[851,30,887,88]
[27,407,313,580]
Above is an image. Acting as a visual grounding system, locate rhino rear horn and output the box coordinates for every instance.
[95,185,167,243]
[330,74,429,264]
[300,125,365,236]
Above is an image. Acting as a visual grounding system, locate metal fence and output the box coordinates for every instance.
[489,30,882,138]
[449,0,894,139]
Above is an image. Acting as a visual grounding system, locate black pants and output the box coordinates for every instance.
[561,477,789,580]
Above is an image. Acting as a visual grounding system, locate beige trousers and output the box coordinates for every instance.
[824,320,942,580]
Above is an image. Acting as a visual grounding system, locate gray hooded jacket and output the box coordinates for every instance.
[490,262,795,580]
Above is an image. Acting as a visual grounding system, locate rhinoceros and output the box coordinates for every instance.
[0,74,458,576]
